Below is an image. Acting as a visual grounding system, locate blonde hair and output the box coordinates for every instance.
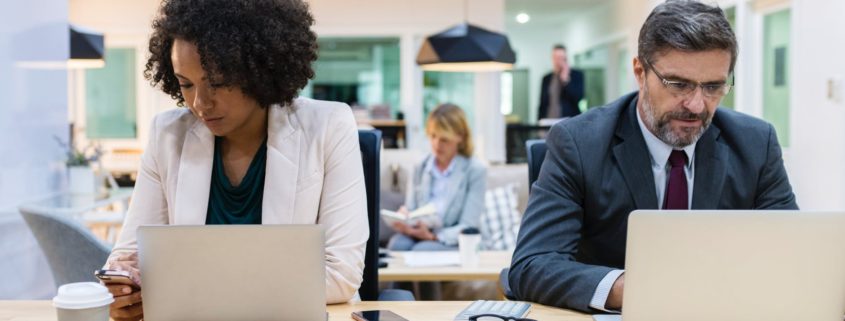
[426,103,474,157]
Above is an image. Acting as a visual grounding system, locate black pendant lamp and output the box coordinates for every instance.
[416,1,516,72]
[69,24,105,69]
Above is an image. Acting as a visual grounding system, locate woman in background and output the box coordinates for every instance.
[103,0,367,320]
[388,103,487,251]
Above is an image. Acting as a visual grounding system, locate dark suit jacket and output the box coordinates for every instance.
[509,92,798,313]
[538,69,585,120]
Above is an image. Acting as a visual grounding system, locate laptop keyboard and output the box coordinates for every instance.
[454,300,531,320]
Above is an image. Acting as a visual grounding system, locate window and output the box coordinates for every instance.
[762,9,791,147]
[422,71,475,127]
[84,48,137,139]
[573,45,609,109]
[721,6,738,110]
[500,69,530,123]
[304,37,401,118]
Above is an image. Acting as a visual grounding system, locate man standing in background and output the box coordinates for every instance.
[538,44,585,121]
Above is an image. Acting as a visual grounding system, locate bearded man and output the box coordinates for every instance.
[508,0,798,314]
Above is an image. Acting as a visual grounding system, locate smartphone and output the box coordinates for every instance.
[351,310,409,321]
[94,269,135,286]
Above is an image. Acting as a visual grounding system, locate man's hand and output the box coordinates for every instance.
[606,274,625,310]
[559,66,571,85]
[104,253,144,321]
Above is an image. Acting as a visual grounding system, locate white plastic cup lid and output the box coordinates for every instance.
[52,282,114,310]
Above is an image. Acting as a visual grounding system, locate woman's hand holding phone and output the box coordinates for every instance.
[99,252,143,321]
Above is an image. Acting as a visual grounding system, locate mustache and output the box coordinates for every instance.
[662,109,709,122]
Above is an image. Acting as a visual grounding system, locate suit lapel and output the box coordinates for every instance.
[612,97,659,209]
[691,123,726,209]
[174,120,214,225]
[262,104,300,224]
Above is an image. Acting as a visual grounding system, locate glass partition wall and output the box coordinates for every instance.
[304,37,401,119]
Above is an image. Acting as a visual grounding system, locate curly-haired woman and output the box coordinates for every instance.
[102,0,367,319]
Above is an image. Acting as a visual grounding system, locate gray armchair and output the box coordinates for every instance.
[20,209,110,287]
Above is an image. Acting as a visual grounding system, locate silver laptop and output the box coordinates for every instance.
[622,210,845,321]
[138,225,326,321]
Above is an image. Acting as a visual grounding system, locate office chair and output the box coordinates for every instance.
[358,129,415,301]
[525,139,548,192]
[497,139,548,300]
[498,268,516,300]
[20,209,111,287]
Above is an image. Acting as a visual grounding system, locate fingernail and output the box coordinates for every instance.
[122,287,131,294]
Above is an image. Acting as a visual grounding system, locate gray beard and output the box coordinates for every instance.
[640,86,711,148]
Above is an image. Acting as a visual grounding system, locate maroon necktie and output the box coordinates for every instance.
[663,150,688,210]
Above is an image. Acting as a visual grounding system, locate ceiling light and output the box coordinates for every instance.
[516,12,530,24]
[416,23,516,72]
[416,0,516,72]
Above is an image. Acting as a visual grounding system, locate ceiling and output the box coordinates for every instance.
[505,0,612,26]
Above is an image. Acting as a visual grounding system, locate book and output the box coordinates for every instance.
[380,203,441,228]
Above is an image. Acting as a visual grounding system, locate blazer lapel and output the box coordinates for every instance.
[262,104,300,224]
[612,98,659,209]
[691,123,726,209]
[174,120,214,225]
[443,156,468,216]
[417,155,433,208]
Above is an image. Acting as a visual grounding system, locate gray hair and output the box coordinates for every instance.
[638,0,738,73]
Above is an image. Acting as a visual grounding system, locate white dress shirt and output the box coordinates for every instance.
[588,109,697,312]
[423,156,457,220]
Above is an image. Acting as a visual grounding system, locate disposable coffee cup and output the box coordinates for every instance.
[53,282,114,321]
[459,227,482,268]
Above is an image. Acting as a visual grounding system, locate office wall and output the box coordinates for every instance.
[786,0,845,209]
[0,0,69,298]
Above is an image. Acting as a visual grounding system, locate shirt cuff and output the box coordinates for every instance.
[589,269,625,313]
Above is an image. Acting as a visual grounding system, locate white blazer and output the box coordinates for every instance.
[107,97,368,304]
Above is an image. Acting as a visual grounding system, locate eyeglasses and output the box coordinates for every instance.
[644,58,733,98]
[468,314,537,321]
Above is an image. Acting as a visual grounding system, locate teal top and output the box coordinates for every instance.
[206,137,267,225]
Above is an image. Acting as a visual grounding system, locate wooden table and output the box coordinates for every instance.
[0,300,592,321]
[379,251,512,282]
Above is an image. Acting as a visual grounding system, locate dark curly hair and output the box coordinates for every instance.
[144,0,318,108]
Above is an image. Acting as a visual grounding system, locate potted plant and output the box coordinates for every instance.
[55,136,103,195]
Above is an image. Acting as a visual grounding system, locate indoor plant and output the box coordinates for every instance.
[55,136,103,195]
